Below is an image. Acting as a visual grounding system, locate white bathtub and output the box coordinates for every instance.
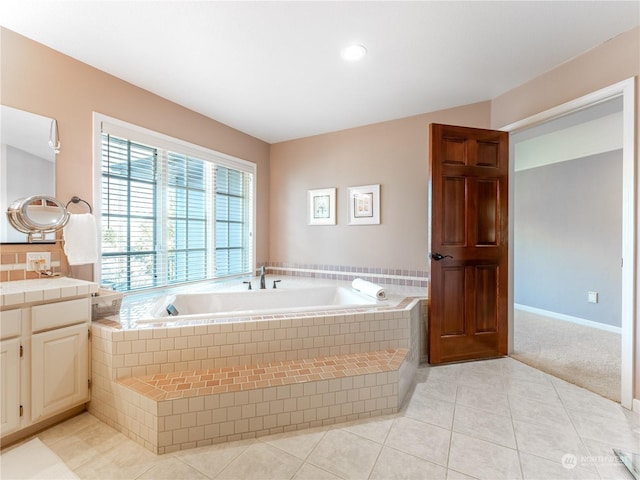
[138,285,384,324]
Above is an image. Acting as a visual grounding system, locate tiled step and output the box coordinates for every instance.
[116,349,410,454]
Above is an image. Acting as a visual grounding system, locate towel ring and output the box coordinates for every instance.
[66,196,93,213]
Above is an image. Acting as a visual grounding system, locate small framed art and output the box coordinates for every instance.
[348,184,380,225]
[308,188,336,225]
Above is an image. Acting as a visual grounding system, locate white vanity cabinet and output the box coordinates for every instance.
[0,278,97,444]
[31,299,91,422]
[0,309,22,435]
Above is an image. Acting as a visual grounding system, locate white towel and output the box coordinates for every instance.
[352,278,387,300]
[63,213,99,265]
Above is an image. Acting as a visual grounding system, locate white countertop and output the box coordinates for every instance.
[0,277,99,308]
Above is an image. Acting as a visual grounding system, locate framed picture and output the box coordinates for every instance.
[348,184,380,225]
[308,188,336,225]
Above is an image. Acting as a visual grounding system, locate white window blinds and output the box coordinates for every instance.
[100,121,254,292]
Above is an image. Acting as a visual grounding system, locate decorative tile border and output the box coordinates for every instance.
[265,262,428,288]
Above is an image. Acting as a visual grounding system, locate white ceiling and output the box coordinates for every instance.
[1,1,638,144]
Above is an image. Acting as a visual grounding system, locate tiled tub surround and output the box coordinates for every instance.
[89,280,423,453]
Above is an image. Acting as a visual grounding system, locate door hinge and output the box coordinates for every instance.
[88,379,92,389]
[19,345,23,358]
[19,405,23,417]
[88,329,92,340]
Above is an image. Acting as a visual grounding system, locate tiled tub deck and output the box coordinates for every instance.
[89,297,423,454]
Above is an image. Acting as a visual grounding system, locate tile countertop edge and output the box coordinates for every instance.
[0,278,99,308]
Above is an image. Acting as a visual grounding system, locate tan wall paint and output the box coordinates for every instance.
[2,23,638,401]
[269,102,491,272]
[0,28,271,279]
[491,27,639,129]
[491,26,640,401]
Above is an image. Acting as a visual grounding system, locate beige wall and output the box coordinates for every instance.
[269,102,491,272]
[2,23,639,401]
[0,27,271,278]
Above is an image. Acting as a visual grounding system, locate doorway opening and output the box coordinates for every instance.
[511,97,622,402]
[502,78,636,410]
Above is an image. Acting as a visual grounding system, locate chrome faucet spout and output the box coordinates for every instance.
[260,266,266,289]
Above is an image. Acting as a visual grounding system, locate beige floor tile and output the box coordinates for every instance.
[501,359,553,385]
[446,469,479,480]
[71,440,163,480]
[37,412,101,446]
[448,432,521,480]
[401,391,455,430]
[519,452,600,480]
[455,383,510,416]
[264,427,328,460]
[416,363,463,383]
[46,420,131,470]
[7,357,635,480]
[136,456,210,479]
[555,382,631,421]
[504,377,560,406]
[384,417,450,467]
[456,369,504,390]
[508,393,573,429]
[581,431,640,478]
[340,414,395,444]
[171,438,256,479]
[513,419,590,465]
[567,408,640,451]
[370,446,446,480]
[307,429,382,480]
[452,404,516,449]
[216,443,302,480]
[413,376,459,403]
[292,463,342,480]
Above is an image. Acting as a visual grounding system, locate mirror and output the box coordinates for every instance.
[7,195,69,242]
[0,106,57,243]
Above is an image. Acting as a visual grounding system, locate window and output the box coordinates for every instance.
[98,117,255,292]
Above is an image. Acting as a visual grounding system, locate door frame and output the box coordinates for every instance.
[501,77,636,410]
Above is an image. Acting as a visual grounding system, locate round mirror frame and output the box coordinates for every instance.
[6,195,69,241]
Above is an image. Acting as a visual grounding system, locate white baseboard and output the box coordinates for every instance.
[514,304,622,334]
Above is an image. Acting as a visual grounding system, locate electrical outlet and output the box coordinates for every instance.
[588,291,598,304]
[26,252,51,272]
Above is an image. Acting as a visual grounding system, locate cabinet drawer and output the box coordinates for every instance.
[32,298,90,332]
[0,309,22,340]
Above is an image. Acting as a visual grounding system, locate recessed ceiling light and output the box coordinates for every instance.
[341,44,367,61]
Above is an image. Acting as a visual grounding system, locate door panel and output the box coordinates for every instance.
[429,123,508,364]
[475,265,498,332]
[442,177,466,245]
[476,179,499,245]
[442,266,465,335]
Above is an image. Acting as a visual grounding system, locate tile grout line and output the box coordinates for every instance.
[502,361,526,480]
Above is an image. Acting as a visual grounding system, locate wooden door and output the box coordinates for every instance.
[31,323,89,421]
[428,123,508,364]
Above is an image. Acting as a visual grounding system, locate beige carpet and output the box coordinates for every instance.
[512,308,621,402]
[0,437,78,479]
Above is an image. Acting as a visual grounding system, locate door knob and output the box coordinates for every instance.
[431,252,453,261]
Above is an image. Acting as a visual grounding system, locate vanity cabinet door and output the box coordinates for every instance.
[31,323,89,422]
[0,338,21,435]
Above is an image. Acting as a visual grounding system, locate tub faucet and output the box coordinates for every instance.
[260,266,266,289]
